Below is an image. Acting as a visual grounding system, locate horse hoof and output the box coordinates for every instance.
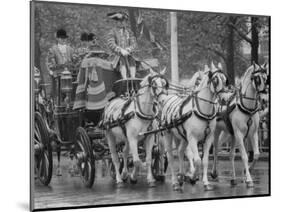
[210,171,218,180]
[116,182,125,188]
[177,173,185,186]
[204,184,214,191]
[190,178,198,186]
[129,177,138,185]
[121,175,128,182]
[246,181,254,188]
[156,175,165,182]
[172,183,182,191]
[185,176,199,185]
[148,181,156,188]
[230,179,237,186]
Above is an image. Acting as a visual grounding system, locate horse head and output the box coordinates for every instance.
[206,62,228,95]
[250,62,268,93]
[142,68,169,100]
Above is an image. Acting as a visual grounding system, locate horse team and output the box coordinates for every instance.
[101,61,269,192]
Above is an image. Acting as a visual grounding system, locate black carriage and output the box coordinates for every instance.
[33,50,167,188]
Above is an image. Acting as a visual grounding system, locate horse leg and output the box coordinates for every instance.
[202,134,214,191]
[249,131,260,172]
[121,142,129,181]
[145,134,156,187]
[107,133,123,186]
[164,133,180,190]
[235,130,254,187]
[56,141,62,176]
[177,139,187,187]
[211,129,221,180]
[187,134,201,184]
[229,136,237,186]
[128,136,141,184]
[185,145,195,180]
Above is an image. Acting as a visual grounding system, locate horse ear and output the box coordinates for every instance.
[204,64,210,73]
[148,76,152,84]
[252,61,258,70]
[160,67,167,75]
[262,62,267,69]
[211,61,216,72]
[218,62,223,70]
[262,62,269,75]
[149,68,154,75]
[208,70,212,79]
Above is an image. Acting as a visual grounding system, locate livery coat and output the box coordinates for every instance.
[107,27,137,69]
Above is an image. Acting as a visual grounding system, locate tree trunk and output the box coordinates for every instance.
[170,12,179,83]
[226,16,236,85]
[251,17,259,64]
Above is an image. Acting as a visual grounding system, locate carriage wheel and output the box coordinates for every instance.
[34,112,53,186]
[75,127,95,188]
[110,157,124,180]
[151,146,167,182]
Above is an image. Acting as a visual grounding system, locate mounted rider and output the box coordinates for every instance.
[106,11,137,79]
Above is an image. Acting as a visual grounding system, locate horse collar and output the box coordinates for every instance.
[192,93,217,121]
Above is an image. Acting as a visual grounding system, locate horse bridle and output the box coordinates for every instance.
[208,69,229,94]
[148,74,169,100]
[133,74,169,120]
[242,68,267,101]
[238,67,268,115]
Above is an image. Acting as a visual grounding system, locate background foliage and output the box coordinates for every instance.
[34,2,269,83]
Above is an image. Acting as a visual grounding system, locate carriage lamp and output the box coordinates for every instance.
[61,67,73,109]
[61,67,73,93]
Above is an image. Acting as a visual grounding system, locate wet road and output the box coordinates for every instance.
[34,156,269,210]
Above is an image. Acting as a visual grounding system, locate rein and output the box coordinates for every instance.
[134,94,159,121]
[238,75,260,115]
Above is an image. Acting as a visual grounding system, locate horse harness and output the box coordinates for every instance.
[161,91,217,143]
[217,78,263,140]
[101,75,167,138]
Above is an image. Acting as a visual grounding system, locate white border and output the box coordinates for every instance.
[0,0,280,211]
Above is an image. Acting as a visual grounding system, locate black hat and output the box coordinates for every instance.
[107,12,129,21]
[56,29,68,39]
[80,32,88,41]
[88,33,96,41]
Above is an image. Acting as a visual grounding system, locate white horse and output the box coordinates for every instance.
[102,70,169,187]
[211,62,268,187]
[158,63,228,191]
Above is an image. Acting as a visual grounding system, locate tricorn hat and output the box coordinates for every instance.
[80,32,88,41]
[88,33,96,41]
[56,29,68,39]
[107,11,129,21]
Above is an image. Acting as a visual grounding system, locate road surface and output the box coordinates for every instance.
[34,156,269,210]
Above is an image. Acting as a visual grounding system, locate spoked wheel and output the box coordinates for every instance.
[75,127,95,188]
[34,112,53,186]
[151,146,167,182]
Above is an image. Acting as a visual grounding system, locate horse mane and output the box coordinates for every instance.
[241,64,254,84]
[186,71,203,88]
[194,71,209,91]
[140,70,158,87]
[140,74,150,87]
